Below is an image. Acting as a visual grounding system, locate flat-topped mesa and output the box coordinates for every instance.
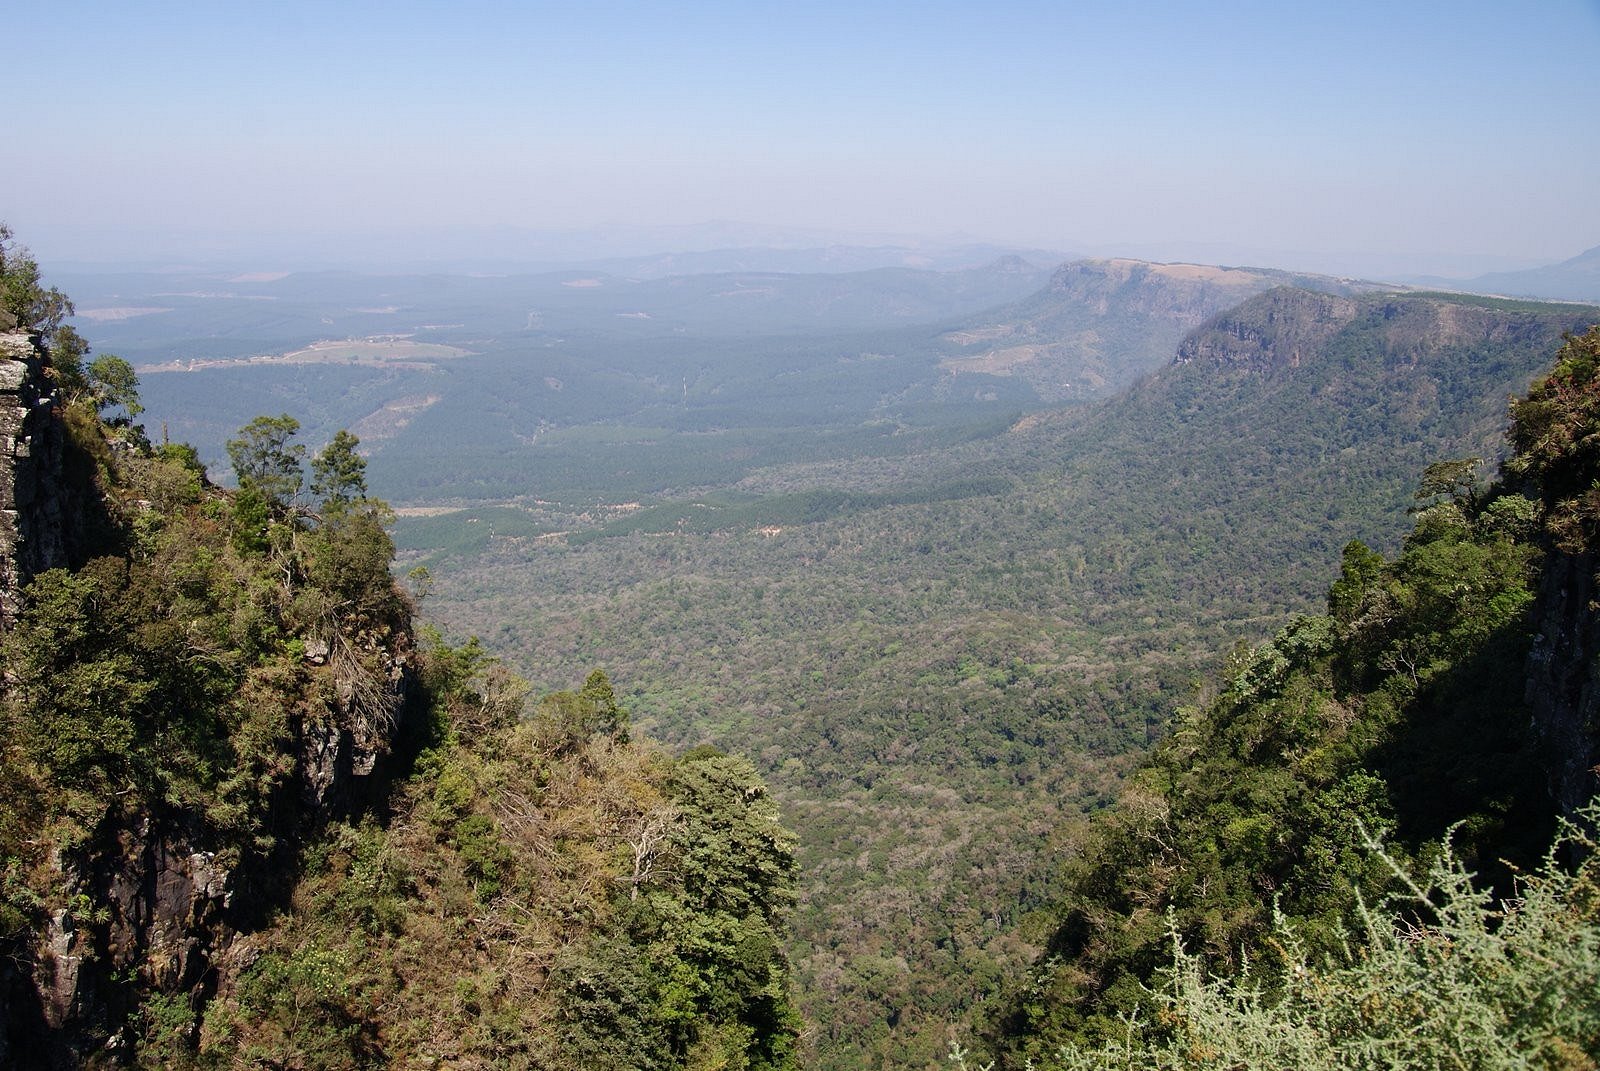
[1041,258,1277,321]
[937,258,1388,404]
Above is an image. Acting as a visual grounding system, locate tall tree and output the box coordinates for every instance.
[86,355,142,422]
[0,223,72,336]
[311,429,367,514]
[581,668,629,741]
[227,415,305,513]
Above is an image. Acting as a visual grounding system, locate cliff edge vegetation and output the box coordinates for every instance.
[0,229,799,1069]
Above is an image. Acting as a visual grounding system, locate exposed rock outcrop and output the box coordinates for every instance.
[301,634,414,809]
[0,334,416,1065]
[1524,549,1600,815]
[1175,288,1593,376]
[1174,288,1359,370]
[15,678,415,1068]
[0,330,75,625]
[36,826,235,1064]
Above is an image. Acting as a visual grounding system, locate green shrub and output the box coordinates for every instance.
[966,809,1600,1071]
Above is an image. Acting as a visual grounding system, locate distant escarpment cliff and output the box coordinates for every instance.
[1175,287,1586,373]
[938,257,1386,403]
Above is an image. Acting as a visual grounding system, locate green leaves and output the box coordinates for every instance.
[1049,810,1600,1071]
[226,413,305,513]
[310,429,368,513]
[581,668,628,740]
[535,668,634,752]
[1001,496,1539,1053]
[668,751,797,920]
[601,748,800,1070]
[86,354,142,421]
[0,222,72,337]
[1507,325,1600,549]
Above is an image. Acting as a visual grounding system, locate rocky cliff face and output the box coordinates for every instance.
[1043,258,1285,321]
[1513,325,1600,818]
[1175,288,1591,375]
[24,667,414,1067]
[1524,549,1600,815]
[1173,288,1360,370]
[34,826,236,1065]
[0,330,95,626]
[0,336,415,1067]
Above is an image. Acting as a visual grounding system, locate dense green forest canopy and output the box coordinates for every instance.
[415,289,1598,1068]
[979,325,1600,1069]
[16,224,1600,1069]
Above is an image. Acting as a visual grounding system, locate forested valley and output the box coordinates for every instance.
[3,222,1600,1069]
[419,288,1600,1066]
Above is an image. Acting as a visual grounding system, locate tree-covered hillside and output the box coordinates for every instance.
[420,288,1600,1069]
[0,231,800,1069]
[980,325,1600,1069]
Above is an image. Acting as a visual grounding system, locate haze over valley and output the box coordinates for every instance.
[33,242,1600,1067]
[6,2,1600,1069]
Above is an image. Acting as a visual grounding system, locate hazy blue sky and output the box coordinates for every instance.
[7,1,1599,273]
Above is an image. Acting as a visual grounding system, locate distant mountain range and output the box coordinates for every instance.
[1406,244,1600,303]
[35,218,1074,276]
[572,245,1068,278]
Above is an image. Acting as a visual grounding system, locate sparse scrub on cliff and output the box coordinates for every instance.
[179,638,800,1071]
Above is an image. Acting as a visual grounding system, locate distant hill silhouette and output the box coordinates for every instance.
[1408,244,1600,303]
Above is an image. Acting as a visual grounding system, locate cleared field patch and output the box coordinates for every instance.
[139,337,474,373]
[939,343,1047,375]
[77,306,174,322]
[280,338,472,362]
[350,394,443,441]
[942,324,1015,346]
